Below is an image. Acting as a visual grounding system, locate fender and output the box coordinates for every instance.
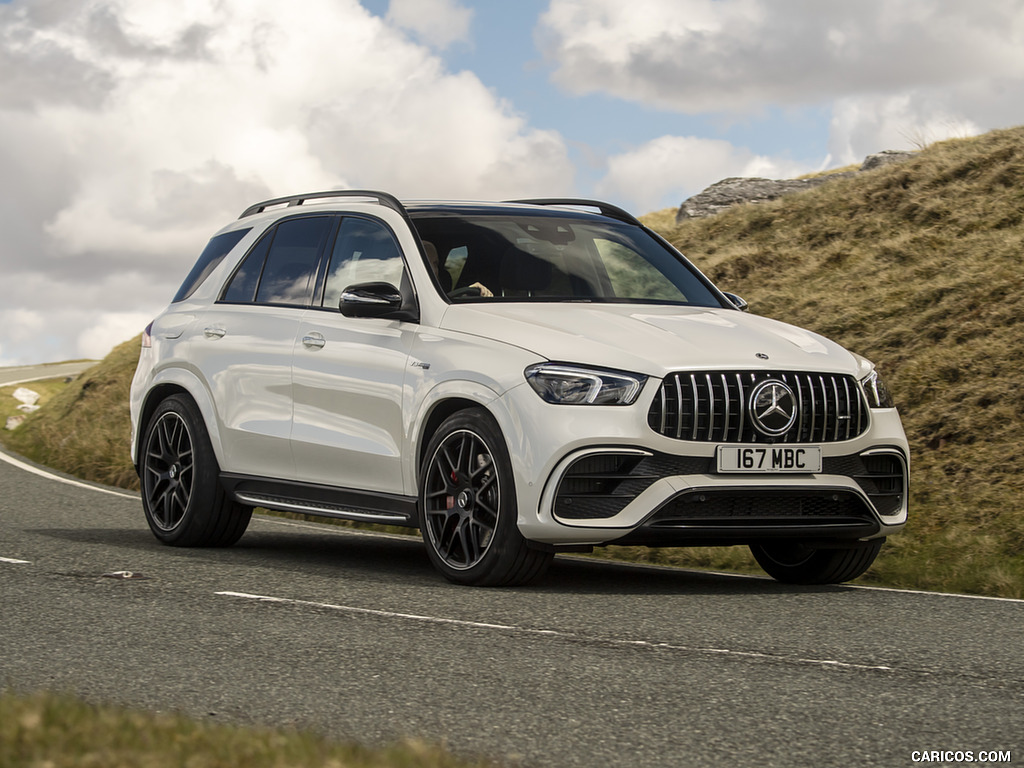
[135,365,224,468]
[404,378,501,495]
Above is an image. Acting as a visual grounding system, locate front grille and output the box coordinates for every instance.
[648,370,868,444]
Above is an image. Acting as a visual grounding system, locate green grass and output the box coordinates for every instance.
[0,690,498,768]
[4,127,1024,598]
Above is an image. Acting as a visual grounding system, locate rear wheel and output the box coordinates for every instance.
[140,395,251,547]
[750,539,883,584]
[419,408,552,586]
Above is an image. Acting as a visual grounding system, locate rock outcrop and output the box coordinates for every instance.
[676,150,916,222]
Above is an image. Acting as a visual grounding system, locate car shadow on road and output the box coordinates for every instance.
[31,523,855,598]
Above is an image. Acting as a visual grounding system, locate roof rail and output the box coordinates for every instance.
[505,198,642,226]
[239,190,407,219]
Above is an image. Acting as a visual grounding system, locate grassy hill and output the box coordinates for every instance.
[4,126,1023,597]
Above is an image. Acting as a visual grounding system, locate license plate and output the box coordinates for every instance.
[716,445,822,473]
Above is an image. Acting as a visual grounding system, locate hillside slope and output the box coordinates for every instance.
[660,126,1024,596]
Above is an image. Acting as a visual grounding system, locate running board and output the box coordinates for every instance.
[221,473,419,527]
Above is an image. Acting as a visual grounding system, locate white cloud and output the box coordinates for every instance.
[827,93,985,166]
[387,0,473,50]
[540,0,1024,163]
[539,0,1024,112]
[0,0,572,365]
[598,135,810,214]
[77,312,153,361]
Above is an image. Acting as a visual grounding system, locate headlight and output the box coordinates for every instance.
[861,369,895,409]
[525,364,647,405]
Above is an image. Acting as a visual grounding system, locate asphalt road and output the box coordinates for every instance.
[1,447,1021,768]
[0,361,96,387]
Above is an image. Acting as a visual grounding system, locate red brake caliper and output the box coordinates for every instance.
[446,470,458,510]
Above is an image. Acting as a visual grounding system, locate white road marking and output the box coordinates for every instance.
[216,590,897,673]
[0,556,31,564]
[0,449,137,500]
[845,583,1024,604]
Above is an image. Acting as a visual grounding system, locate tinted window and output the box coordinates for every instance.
[172,229,250,303]
[222,216,332,306]
[322,217,406,309]
[256,217,331,305]
[412,214,723,306]
[221,231,271,303]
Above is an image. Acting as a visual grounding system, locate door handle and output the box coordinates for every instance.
[203,326,226,339]
[302,333,326,349]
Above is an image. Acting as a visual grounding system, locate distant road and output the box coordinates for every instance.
[2,446,1022,767]
[0,361,96,387]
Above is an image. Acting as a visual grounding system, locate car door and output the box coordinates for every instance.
[194,214,334,479]
[290,215,416,495]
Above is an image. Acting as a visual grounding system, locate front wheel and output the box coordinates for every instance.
[140,395,251,547]
[419,408,552,586]
[750,539,883,584]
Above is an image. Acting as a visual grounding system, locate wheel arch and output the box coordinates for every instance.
[416,396,486,472]
[134,370,224,471]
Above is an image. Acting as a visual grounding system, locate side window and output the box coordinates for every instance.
[173,228,251,303]
[256,217,332,305]
[322,217,406,309]
[221,216,332,305]
[221,231,270,303]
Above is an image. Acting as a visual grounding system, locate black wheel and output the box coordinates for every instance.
[419,408,552,586]
[750,539,884,584]
[140,394,251,547]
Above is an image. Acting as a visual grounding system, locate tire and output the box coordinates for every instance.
[750,539,883,585]
[419,408,552,586]
[140,394,251,547]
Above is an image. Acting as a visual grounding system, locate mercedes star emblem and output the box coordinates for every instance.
[749,380,798,436]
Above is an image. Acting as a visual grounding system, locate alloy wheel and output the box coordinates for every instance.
[422,429,500,570]
[143,411,195,532]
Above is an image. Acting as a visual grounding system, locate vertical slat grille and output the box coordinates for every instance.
[648,371,868,444]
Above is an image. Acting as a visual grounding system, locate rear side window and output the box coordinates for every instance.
[172,229,250,303]
[221,216,333,306]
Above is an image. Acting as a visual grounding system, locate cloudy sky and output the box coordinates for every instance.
[2,0,1022,366]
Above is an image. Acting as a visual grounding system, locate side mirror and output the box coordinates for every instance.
[340,282,418,321]
[723,292,749,312]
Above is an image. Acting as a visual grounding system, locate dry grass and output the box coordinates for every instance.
[0,689,498,768]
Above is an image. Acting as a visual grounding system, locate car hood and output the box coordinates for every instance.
[440,303,864,378]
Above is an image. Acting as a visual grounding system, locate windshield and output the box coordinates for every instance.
[412,213,725,307]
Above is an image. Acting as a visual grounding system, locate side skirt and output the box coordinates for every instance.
[220,473,419,528]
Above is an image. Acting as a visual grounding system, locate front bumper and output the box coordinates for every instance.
[494,381,909,547]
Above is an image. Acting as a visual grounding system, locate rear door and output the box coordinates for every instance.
[194,214,334,479]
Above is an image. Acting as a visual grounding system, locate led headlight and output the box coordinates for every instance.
[525,364,646,405]
[861,368,895,409]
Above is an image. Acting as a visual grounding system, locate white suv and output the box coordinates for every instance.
[130,191,908,586]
